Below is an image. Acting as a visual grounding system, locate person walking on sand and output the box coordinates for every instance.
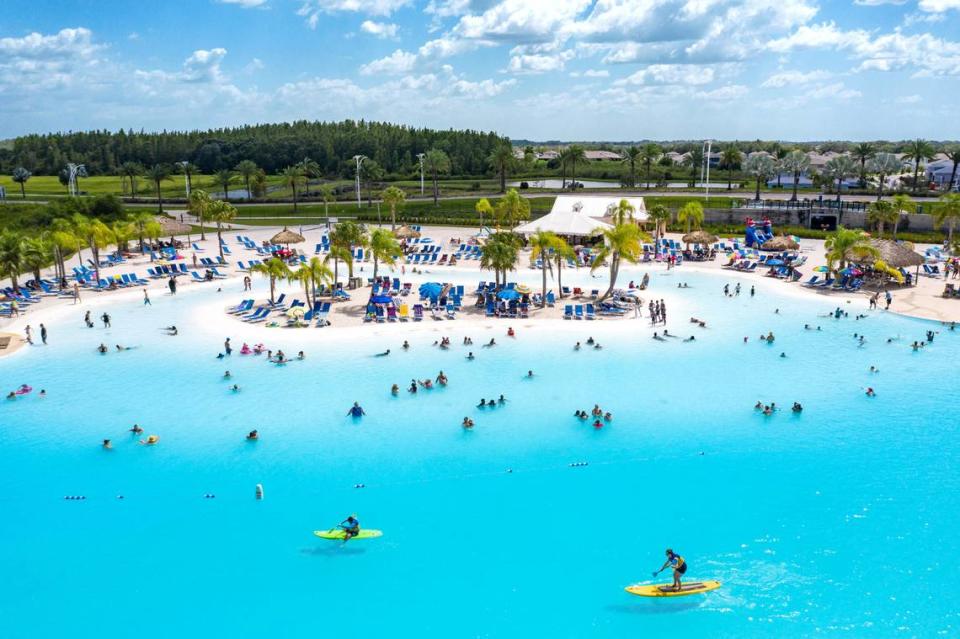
[40,323,47,345]
[73,282,81,304]
[143,289,151,306]
[885,289,892,310]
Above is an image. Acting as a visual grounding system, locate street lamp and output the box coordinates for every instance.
[177,161,191,199]
[66,163,86,197]
[416,153,425,195]
[353,155,366,208]
[701,140,713,202]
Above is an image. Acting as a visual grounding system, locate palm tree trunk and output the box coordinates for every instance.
[791,175,799,201]
[836,178,842,203]
[246,178,252,199]
[949,162,958,193]
[293,185,298,213]
[541,262,547,307]
[556,257,563,297]
[754,177,761,201]
[333,258,339,291]
[432,171,439,205]
[269,277,275,304]
[156,180,164,213]
[91,244,101,283]
[373,255,379,281]
[561,163,567,189]
[646,163,651,190]
[217,225,224,260]
[601,255,619,301]
[19,183,25,199]
[500,166,505,193]
[877,177,885,201]
[913,164,921,195]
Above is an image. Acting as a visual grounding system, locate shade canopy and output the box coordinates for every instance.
[681,230,718,245]
[498,289,521,301]
[419,282,443,300]
[370,294,393,304]
[761,235,800,251]
[848,239,924,268]
[271,227,305,245]
[394,225,421,239]
[513,195,636,237]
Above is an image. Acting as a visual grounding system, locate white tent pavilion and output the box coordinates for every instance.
[514,195,646,237]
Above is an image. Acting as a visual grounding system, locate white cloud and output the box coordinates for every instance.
[128,32,140,41]
[697,84,749,101]
[359,48,416,74]
[853,0,905,5]
[918,0,960,11]
[760,69,833,88]
[615,64,718,86]
[896,94,922,103]
[506,50,575,74]
[766,22,960,76]
[449,77,517,97]
[360,20,399,38]
[298,0,412,28]
[570,68,609,78]
[217,0,269,7]
[243,57,265,74]
[807,82,861,100]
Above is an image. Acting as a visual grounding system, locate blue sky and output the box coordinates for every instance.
[1,0,958,140]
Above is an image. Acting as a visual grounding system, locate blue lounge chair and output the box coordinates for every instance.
[563,305,573,319]
[574,305,584,320]
[801,276,820,287]
[585,303,596,320]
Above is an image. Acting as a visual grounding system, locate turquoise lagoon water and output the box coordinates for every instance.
[0,265,957,638]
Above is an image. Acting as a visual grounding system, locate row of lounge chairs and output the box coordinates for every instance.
[800,276,864,292]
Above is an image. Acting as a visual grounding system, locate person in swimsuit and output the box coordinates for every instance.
[339,515,361,543]
[655,548,687,591]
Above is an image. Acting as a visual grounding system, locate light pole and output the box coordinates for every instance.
[177,161,191,199]
[416,153,425,195]
[66,163,85,196]
[353,155,366,208]
[702,140,713,203]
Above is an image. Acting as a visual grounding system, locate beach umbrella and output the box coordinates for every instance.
[681,230,718,245]
[371,294,392,304]
[813,265,830,272]
[498,289,521,301]
[270,227,305,246]
[514,284,532,295]
[156,216,192,244]
[761,235,799,251]
[418,282,443,299]
[286,306,305,318]
[393,225,421,239]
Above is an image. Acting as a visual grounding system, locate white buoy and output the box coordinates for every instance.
[255,483,263,500]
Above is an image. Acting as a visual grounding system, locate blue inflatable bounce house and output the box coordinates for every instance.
[745,217,773,248]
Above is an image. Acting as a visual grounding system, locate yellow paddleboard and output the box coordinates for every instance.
[313,529,383,540]
[625,581,721,597]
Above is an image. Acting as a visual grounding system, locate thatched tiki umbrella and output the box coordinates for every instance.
[760,235,799,251]
[393,225,421,239]
[847,239,924,286]
[681,230,718,248]
[271,227,305,247]
[156,216,192,244]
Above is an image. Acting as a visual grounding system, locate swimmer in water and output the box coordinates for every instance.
[485,338,496,347]
[594,342,602,349]
[103,439,112,449]
[224,371,232,379]
[38,390,46,398]
[166,326,178,335]
[462,417,474,429]
[376,349,391,357]
[592,420,603,429]
[603,412,613,421]
[347,402,366,417]
[684,335,696,342]
[754,401,763,410]
[402,340,410,350]
[792,402,803,412]
[391,384,399,395]
[527,370,534,378]
[587,337,595,345]
[574,342,581,350]
[97,343,108,354]
[246,429,259,440]
[507,327,515,337]
[130,424,144,434]
[780,352,787,358]
[466,352,475,360]
[865,387,875,397]
[230,385,240,392]
[297,351,305,360]
[870,366,878,373]
[478,398,487,408]
[498,394,507,405]
[409,379,418,393]
[436,371,448,386]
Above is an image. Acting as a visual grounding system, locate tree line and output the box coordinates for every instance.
[0,120,509,178]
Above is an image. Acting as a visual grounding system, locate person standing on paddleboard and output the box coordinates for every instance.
[654,549,687,591]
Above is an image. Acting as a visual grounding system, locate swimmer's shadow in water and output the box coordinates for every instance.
[300,546,367,557]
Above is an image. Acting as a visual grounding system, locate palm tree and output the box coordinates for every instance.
[329,220,365,278]
[622,146,641,188]
[475,197,493,229]
[944,146,960,194]
[213,169,234,200]
[319,185,335,220]
[488,144,515,193]
[11,167,31,199]
[770,143,786,188]
[852,142,875,188]
[298,157,321,184]
[50,220,79,286]
[684,146,705,187]
[145,164,172,213]
[676,201,704,233]
[867,153,903,200]
[558,147,572,189]
[824,226,879,271]
[567,145,587,190]
[72,215,115,283]
[935,193,960,246]
[549,235,575,298]
[866,201,898,238]
[479,232,521,289]
[0,231,23,291]
[424,149,450,205]
[781,150,810,201]
[903,138,935,194]
[110,220,134,253]
[176,161,198,196]
[234,160,259,199]
[823,155,857,202]
[529,230,559,306]
[890,194,915,239]
[281,165,306,213]
[127,211,155,253]
[611,198,636,225]
[207,199,238,260]
[189,189,212,241]
[380,186,406,231]
[290,257,333,311]
[324,245,352,290]
[494,188,530,229]
[20,236,49,284]
[742,154,775,200]
[646,203,671,257]
[591,223,648,301]
[120,161,143,197]
[641,143,662,190]
[249,257,292,305]
[368,228,401,280]
[720,143,742,190]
